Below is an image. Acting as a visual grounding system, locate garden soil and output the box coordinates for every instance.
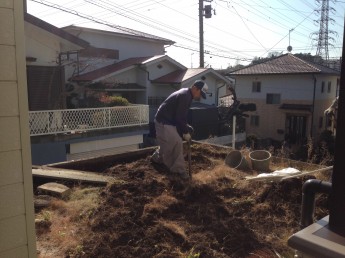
[35,143,329,258]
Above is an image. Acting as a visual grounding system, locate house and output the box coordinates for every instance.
[69,54,234,142]
[25,14,234,164]
[24,14,150,165]
[61,24,234,142]
[227,53,340,145]
[24,13,90,110]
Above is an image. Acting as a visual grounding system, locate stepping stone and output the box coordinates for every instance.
[34,195,52,209]
[37,182,71,199]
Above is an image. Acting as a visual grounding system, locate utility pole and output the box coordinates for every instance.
[199,0,214,68]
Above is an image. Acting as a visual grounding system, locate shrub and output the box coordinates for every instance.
[99,95,129,107]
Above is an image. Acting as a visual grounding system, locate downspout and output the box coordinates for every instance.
[137,64,152,81]
[300,179,332,229]
[216,82,226,106]
[310,75,317,137]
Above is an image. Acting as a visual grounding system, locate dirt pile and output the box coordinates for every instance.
[35,143,329,257]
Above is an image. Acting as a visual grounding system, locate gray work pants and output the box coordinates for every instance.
[153,120,186,174]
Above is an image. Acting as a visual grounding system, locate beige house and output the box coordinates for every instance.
[0,1,36,257]
[228,54,340,144]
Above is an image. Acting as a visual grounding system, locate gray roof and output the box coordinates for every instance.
[229,54,340,76]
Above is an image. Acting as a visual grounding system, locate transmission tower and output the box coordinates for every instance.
[313,0,337,62]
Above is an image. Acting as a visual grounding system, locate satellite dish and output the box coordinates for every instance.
[287,46,293,52]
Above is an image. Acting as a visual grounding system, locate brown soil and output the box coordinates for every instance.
[35,143,330,258]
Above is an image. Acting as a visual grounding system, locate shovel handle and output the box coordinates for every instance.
[188,141,191,178]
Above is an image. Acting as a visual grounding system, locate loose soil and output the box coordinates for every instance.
[35,143,330,258]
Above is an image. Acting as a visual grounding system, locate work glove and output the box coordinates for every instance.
[183,133,192,142]
[187,124,194,134]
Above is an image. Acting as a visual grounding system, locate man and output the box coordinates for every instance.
[151,80,208,179]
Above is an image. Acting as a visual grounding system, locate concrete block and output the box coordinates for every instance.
[37,182,71,199]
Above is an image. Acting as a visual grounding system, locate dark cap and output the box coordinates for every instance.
[193,80,208,99]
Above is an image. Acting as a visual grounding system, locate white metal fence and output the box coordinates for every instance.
[29,105,149,136]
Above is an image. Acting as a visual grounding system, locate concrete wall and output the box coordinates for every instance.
[31,130,148,165]
[0,0,36,257]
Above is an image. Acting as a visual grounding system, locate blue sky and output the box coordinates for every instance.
[28,0,345,69]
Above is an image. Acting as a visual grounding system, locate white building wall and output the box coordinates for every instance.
[235,75,315,101]
[0,1,36,257]
[64,29,165,61]
[25,22,60,66]
[103,69,138,84]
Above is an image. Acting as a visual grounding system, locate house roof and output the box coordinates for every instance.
[151,68,208,84]
[24,13,90,48]
[151,68,233,86]
[71,56,156,82]
[229,54,340,76]
[87,83,146,92]
[63,25,175,45]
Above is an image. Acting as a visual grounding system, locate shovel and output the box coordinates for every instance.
[188,140,192,178]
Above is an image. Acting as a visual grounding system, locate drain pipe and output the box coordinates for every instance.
[300,179,332,229]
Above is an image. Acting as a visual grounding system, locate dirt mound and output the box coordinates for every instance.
[78,145,328,257]
[35,144,329,257]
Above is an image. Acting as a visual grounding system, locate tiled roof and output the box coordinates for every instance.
[151,68,208,84]
[63,25,175,45]
[71,56,155,82]
[88,83,146,91]
[25,13,90,48]
[230,54,339,75]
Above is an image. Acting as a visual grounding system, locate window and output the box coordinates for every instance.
[250,115,259,126]
[148,96,165,108]
[252,81,261,92]
[321,81,325,93]
[266,93,281,104]
[328,81,331,93]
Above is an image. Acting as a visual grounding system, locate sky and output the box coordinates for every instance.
[27,0,345,69]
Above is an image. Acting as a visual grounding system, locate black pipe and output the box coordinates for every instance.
[300,179,332,229]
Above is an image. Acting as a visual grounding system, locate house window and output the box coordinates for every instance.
[266,93,280,104]
[252,81,261,92]
[321,81,325,93]
[319,117,323,128]
[250,115,259,126]
[148,96,166,108]
[328,81,331,93]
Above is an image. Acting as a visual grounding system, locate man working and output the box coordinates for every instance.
[151,80,208,179]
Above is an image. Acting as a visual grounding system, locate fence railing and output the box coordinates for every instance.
[29,105,149,136]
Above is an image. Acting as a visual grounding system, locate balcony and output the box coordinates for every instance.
[29,105,149,136]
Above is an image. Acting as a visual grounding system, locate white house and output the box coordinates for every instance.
[62,24,174,79]
[228,54,340,144]
[24,13,90,110]
[24,14,150,164]
[25,13,233,163]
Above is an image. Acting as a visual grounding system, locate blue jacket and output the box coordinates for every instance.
[155,88,192,135]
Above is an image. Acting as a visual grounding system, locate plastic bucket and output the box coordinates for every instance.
[225,150,248,170]
[249,150,271,171]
